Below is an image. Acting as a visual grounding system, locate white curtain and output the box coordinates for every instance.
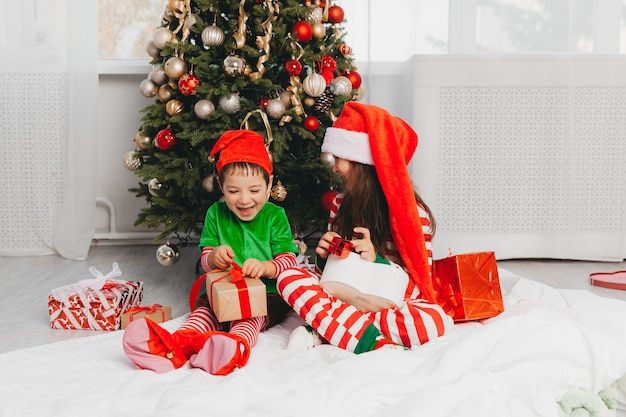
[340,0,626,261]
[0,0,98,259]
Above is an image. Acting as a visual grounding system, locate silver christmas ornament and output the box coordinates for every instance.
[146,41,160,59]
[201,24,225,47]
[279,90,292,106]
[223,55,246,76]
[152,27,174,50]
[330,76,353,96]
[202,174,217,192]
[164,57,188,80]
[122,151,142,171]
[354,85,366,101]
[319,152,335,167]
[156,241,180,266]
[139,78,158,98]
[148,178,163,197]
[194,99,215,120]
[149,66,169,85]
[265,98,286,119]
[303,73,327,97]
[218,94,241,114]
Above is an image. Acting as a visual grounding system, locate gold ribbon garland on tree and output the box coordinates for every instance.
[233,0,249,49]
[249,0,279,81]
[166,0,195,43]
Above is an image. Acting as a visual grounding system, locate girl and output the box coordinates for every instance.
[277,102,454,353]
[123,130,299,374]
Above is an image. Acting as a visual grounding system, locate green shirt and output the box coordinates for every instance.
[198,201,298,294]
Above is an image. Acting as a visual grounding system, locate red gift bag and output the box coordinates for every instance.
[433,252,504,322]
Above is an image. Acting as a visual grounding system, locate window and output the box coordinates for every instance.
[96,0,626,62]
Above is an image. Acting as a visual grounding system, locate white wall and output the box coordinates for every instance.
[96,70,158,241]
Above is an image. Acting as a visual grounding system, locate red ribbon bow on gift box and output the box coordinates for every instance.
[188,262,252,319]
[433,276,459,318]
[125,304,163,315]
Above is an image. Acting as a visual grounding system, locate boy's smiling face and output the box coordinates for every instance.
[221,167,272,222]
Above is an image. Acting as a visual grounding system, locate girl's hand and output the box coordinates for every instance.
[241,258,266,279]
[351,227,376,262]
[315,231,341,260]
[211,245,235,270]
[320,281,398,312]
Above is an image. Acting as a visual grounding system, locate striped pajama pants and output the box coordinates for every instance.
[277,267,454,352]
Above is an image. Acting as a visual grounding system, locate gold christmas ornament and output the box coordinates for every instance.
[166,99,184,116]
[135,133,152,150]
[303,73,327,97]
[156,241,180,266]
[303,96,316,107]
[157,84,175,103]
[164,56,188,80]
[201,23,225,47]
[122,151,142,171]
[270,180,287,202]
[312,22,326,39]
[152,27,174,50]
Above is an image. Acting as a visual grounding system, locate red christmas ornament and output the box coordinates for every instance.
[327,5,345,24]
[321,190,339,212]
[259,97,269,108]
[285,59,303,76]
[318,56,337,73]
[344,70,362,89]
[303,115,320,132]
[321,68,334,85]
[177,73,200,96]
[293,20,313,42]
[338,43,352,56]
[155,128,176,150]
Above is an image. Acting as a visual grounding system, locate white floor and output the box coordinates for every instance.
[1,243,625,355]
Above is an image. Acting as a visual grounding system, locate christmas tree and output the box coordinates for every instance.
[123,0,364,264]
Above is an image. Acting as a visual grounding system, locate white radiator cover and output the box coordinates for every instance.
[408,56,626,261]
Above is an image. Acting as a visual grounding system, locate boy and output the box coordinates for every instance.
[123,130,298,375]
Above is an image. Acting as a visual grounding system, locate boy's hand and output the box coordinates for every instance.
[211,245,235,270]
[241,258,269,279]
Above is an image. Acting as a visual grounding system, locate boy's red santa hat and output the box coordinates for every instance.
[322,102,437,303]
[210,130,272,175]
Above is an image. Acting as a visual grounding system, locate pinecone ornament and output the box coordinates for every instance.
[315,87,334,113]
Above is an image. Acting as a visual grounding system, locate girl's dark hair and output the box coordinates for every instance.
[218,162,270,185]
[332,162,435,255]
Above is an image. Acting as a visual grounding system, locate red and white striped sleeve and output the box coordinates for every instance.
[269,252,298,278]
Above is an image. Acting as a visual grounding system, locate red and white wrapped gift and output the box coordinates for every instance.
[48,263,144,331]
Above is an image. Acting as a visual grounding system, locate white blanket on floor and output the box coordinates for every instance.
[1,269,626,417]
